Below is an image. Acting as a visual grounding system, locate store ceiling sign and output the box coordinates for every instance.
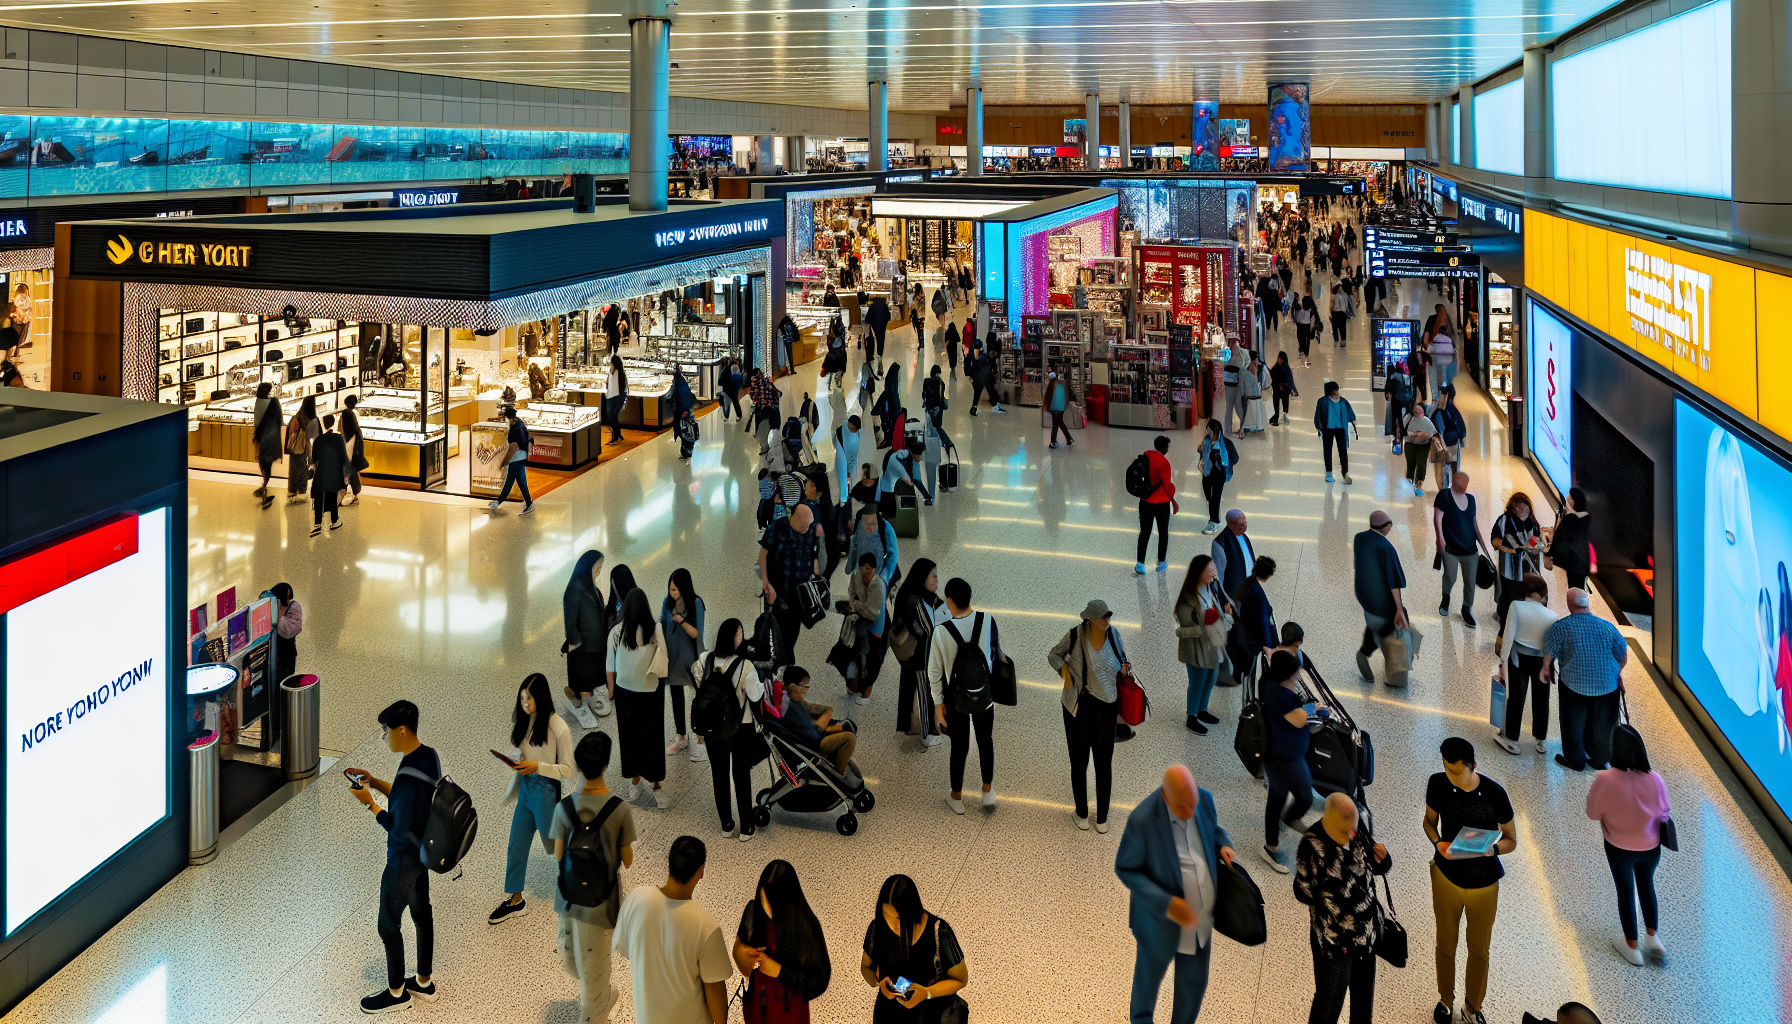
[104,234,251,268]
[394,188,460,208]
[653,216,772,252]
[1459,191,1521,235]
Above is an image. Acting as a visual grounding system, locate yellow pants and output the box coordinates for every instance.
[1430,862,1499,1012]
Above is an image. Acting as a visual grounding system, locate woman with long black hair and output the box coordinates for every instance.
[563,550,611,728]
[889,558,943,745]
[695,617,766,840]
[860,875,968,1024]
[607,588,669,807]
[604,563,637,626]
[490,673,575,926]
[733,859,832,1023]
[604,352,628,444]
[660,568,707,765]
[874,363,901,446]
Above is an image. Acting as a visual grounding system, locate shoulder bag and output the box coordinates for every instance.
[1213,858,1268,946]
[1373,873,1409,967]
[1109,627,1149,727]
[989,619,1018,707]
[929,918,970,1024]
[1619,691,1677,851]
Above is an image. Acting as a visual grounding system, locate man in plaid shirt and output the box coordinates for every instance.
[748,368,781,450]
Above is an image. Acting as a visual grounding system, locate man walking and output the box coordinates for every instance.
[1352,510,1408,684]
[1136,435,1178,575]
[1329,282,1351,346]
[346,700,442,1014]
[488,405,535,516]
[1115,764,1237,1024]
[613,835,732,1024]
[1542,588,1628,771]
[757,502,824,668]
[928,577,1001,813]
[1433,471,1493,627]
[1295,793,1392,1024]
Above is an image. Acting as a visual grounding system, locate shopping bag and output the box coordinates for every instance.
[1488,672,1507,729]
[1379,631,1410,688]
[1475,554,1497,590]
[1118,671,1149,727]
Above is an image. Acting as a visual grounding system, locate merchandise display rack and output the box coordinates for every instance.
[157,310,360,417]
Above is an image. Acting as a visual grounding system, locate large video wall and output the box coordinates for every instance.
[0,115,630,198]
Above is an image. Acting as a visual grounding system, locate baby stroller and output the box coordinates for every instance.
[750,697,876,836]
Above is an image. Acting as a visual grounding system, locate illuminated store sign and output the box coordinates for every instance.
[653,216,771,251]
[1459,193,1521,234]
[0,219,27,237]
[1625,248,1712,367]
[104,234,252,268]
[394,188,460,208]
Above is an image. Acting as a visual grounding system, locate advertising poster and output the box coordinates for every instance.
[1063,119,1087,149]
[1370,318,1417,390]
[1190,102,1220,170]
[1526,299,1574,497]
[1266,83,1311,171]
[1675,398,1792,825]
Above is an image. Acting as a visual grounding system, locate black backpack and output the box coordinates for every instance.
[557,796,623,908]
[942,613,994,714]
[1125,453,1154,499]
[396,764,479,874]
[690,654,746,739]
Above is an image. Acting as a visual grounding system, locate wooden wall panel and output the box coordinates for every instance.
[52,223,122,397]
[948,104,1426,149]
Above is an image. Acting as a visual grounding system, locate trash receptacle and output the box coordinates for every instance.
[185,662,238,746]
[1506,396,1525,457]
[281,674,320,782]
[189,730,219,866]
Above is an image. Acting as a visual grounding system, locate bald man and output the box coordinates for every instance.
[1294,794,1391,1024]
[1115,765,1236,1024]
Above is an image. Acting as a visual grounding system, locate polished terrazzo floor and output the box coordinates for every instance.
[11,235,1792,1024]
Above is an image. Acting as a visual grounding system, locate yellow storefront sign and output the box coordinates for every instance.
[103,233,252,269]
[1525,209,1762,430]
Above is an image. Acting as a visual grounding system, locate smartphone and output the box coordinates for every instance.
[343,768,367,790]
[490,749,518,767]
[892,977,914,996]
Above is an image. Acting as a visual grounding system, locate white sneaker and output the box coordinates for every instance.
[1202,521,1220,534]
[993,406,1007,414]
[690,738,709,762]
[487,500,502,512]
[854,693,872,706]
[947,795,966,815]
[981,789,997,808]
[1342,473,1353,484]
[1535,739,1549,754]
[625,780,642,803]
[652,786,670,809]
[571,702,600,730]
[1492,732,1520,755]
[1641,933,1667,962]
[1075,814,1090,831]
[1095,820,1110,834]
[1613,936,1644,966]
[590,691,612,717]
[921,732,944,747]
[667,735,688,756]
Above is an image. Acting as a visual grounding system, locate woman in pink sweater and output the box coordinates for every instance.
[1585,724,1670,966]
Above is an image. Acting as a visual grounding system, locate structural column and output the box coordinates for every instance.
[1084,92,1101,170]
[788,135,806,172]
[1458,83,1476,169]
[1426,101,1442,163]
[1522,46,1548,186]
[868,80,889,171]
[1734,0,1792,254]
[1117,88,1132,170]
[756,134,775,174]
[965,85,984,176]
[627,6,672,212]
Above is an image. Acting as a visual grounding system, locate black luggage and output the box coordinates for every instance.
[1299,658,1375,796]
[1233,695,1266,780]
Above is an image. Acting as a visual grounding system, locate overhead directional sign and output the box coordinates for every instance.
[1368,247,1481,279]
[1364,225,1458,248]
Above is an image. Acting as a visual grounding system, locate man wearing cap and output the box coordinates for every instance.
[1048,599,1132,832]
[1353,510,1409,683]
[1541,587,1627,771]
[1115,764,1236,1024]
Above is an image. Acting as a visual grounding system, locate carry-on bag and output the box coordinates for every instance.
[1379,631,1410,688]
[1214,860,1268,946]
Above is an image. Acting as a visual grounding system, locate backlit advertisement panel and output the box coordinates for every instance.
[5,508,171,935]
[1190,101,1220,170]
[1675,398,1792,828]
[1527,298,1574,497]
[1266,83,1310,171]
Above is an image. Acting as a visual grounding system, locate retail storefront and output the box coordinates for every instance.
[64,197,778,494]
[1524,206,1792,848]
[1455,185,1525,400]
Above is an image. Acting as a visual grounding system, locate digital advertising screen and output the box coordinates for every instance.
[1675,398,1792,825]
[1527,298,1574,498]
[1062,119,1087,148]
[1266,83,1310,171]
[1190,102,1220,170]
[3,507,171,935]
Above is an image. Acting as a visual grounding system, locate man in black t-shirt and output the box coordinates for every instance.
[1422,737,1517,1024]
[1351,510,1407,682]
[1433,471,1492,626]
[488,406,535,515]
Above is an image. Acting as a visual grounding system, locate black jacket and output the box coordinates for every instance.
[310,432,350,493]
[866,298,891,329]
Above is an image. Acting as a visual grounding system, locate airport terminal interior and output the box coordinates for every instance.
[0,3,1786,1024]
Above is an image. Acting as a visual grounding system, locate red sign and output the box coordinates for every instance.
[939,125,963,135]
[0,513,139,616]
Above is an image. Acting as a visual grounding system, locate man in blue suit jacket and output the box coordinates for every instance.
[1116,765,1236,1024]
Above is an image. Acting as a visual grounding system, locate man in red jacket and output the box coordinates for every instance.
[1136,435,1179,574]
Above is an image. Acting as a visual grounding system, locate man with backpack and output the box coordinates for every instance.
[927,577,1002,814]
[346,700,444,1014]
[1130,435,1178,575]
[488,405,535,515]
[553,732,635,1024]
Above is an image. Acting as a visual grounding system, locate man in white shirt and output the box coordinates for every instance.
[613,835,732,1024]
[926,577,999,815]
[1115,765,1236,1024]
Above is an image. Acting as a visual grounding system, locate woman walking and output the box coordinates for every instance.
[889,558,944,743]
[1197,420,1232,534]
[1259,650,1318,875]
[1586,724,1671,965]
[695,618,766,840]
[1047,600,1129,832]
[284,393,319,504]
[1546,487,1593,591]
[860,875,969,1024]
[563,551,611,728]
[1494,574,1558,756]
[1400,399,1439,495]
[661,569,708,765]
[1296,295,1319,365]
[1174,555,1231,734]
[604,353,628,444]
[607,588,669,808]
[1268,350,1296,426]
[733,860,832,1023]
[1045,371,1073,449]
[1312,381,1358,484]
[489,673,576,926]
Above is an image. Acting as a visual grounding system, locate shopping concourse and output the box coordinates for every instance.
[2,2,1792,1024]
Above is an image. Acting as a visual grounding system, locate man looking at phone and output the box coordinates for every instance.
[1422,737,1517,1024]
[345,700,443,1014]
[1115,764,1236,1024]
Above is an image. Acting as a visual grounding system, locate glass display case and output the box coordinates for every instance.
[1486,281,1516,399]
[515,401,603,467]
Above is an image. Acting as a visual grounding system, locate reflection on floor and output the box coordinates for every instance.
[9,278,1792,1024]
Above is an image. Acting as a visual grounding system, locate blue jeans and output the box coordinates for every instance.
[504,773,558,894]
[1185,663,1218,717]
[1130,940,1210,1024]
[498,460,531,504]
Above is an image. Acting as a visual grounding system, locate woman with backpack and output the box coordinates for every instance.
[734,859,832,1023]
[890,558,943,743]
[1197,419,1235,534]
[607,588,670,808]
[490,673,576,926]
[691,617,766,841]
[660,569,708,766]
[1047,600,1131,833]
[285,393,319,504]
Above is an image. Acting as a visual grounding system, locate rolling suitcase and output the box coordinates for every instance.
[938,459,959,492]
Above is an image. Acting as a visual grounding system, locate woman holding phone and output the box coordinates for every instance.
[660,568,708,764]
[732,859,832,1023]
[490,673,575,926]
[860,874,968,1024]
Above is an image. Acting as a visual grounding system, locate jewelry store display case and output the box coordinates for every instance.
[514,401,603,468]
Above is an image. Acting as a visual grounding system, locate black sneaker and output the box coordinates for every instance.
[1114,723,1135,742]
[488,898,529,925]
[360,988,412,1014]
[1197,711,1221,725]
[1554,753,1585,772]
[520,502,535,515]
[1433,1001,1453,1024]
[403,978,438,1003]
[1438,605,1449,617]
[1185,715,1208,734]
[1460,610,1477,628]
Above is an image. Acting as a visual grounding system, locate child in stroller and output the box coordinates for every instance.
[751,665,876,837]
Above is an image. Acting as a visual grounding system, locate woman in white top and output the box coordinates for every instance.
[604,353,628,444]
[607,588,670,806]
[491,673,576,925]
[1494,573,1560,755]
[694,618,767,842]
[1428,329,1458,398]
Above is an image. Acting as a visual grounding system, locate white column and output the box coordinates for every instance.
[1118,87,1132,170]
[1085,92,1101,170]
[868,80,889,171]
[1459,84,1476,169]
[627,12,671,212]
[965,85,984,176]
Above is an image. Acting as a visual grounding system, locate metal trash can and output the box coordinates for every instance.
[281,674,320,782]
[1506,396,1525,457]
[188,730,220,866]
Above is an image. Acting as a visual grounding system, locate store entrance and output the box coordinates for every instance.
[1574,393,1656,627]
